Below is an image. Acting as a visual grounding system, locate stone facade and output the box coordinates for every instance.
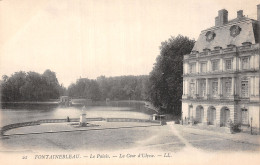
[182,5,260,131]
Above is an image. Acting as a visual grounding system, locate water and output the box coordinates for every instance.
[0,101,156,127]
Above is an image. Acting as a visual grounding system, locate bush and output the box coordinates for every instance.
[174,120,180,124]
[232,124,241,132]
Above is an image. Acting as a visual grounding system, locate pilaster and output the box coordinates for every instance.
[215,107,221,127]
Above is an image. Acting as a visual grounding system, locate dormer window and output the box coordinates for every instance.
[214,46,222,50]
[191,50,199,54]
[203,48,211,52]
[205,31,216,42]
[230,25,241,37]
[242,42,252,46]
[227,44,235,48]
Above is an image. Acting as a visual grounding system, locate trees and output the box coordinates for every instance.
[67,75,149,101]
[148,35,195,115]
[1,70,150,102]
[67,78,101,101]
[96,75,149,101]
[1,71,26,101]
[0,70,64,102]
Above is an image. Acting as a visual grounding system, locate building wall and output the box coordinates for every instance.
[182,6,260,131]
[182,44,259,128]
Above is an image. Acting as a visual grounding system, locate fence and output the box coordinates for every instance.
[106,118,160,123]
[1,117,158,136]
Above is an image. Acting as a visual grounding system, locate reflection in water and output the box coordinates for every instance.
[0,101,155,127]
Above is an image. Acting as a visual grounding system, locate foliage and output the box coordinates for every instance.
[147,35,195,115]
[97,75,149,101]
[232,123,241,132]
[67,78,102,101]
[0,70,64,101]
[68,75,149,101]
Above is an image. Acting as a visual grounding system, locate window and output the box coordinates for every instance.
[190,83,195,96]
[200,62,207,73]
[200,80,206,97]
[212,60,219,71]
[189,63,196,73]
[212,81,218,97]
[242,57,249,70]
[225,59,232,70]
[225,81,231,96]
[241,81,249,97]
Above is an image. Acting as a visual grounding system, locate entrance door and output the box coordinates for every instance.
[208,107,216,125]
[196,106,204,123]
[241,108,248,125]
[221,108,230,127]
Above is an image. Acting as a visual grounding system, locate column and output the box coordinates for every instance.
[184,63,187,74]
[256,55,259,69]
[229,106,236,124]
[231,77,235,96]
[187,80,190,96]
[208,60,211,72]
[196,79,199,96]
[233,57,236,71]
[215,106,221,127]
[218,78,222,97]
[220,58,223,71]
[250,56,255,69]
[183,80,185,95]
[203,105,208,125]
[251,76,255,96]
[255,77,259,96]
[239,58,241,70]
[196,61,199,73]
[206,78,209,99]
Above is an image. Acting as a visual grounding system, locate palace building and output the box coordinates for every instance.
[182,5,260,130]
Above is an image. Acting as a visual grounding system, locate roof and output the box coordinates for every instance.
[192,17,258,52]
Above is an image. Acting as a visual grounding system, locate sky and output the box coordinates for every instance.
[0,0,259,87]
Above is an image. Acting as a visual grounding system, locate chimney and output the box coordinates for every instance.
[215,16,220,26]
[237,10,243,19]
[218,9,228,25]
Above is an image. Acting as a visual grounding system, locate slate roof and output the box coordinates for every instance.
[192,17,258,52]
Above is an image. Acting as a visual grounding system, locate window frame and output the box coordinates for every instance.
[200,80,206,97]
[212,81,218,97]
[225,80,232,96]
[211,59,220,71]
[189,83,195,96]
[189,63,196,74]
[200,62,207,73]
[241,57,249,70]
[241,80,249,98]
[225,58,232,70]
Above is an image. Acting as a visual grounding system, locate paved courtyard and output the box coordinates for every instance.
[0,122,259,153]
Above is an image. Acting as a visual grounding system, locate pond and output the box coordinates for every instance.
[0,101,156,127]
